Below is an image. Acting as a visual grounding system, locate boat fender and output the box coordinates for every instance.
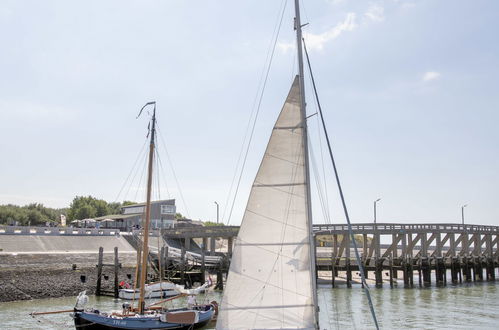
[210,301,219,316]
[75,291,89,309]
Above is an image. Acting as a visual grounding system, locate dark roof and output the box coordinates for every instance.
[121,199,175,209]
[94,214,137,221]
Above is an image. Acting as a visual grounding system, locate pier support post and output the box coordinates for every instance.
[422,257,431,286]
[346,258,352,288]
[210,237,216,256]
[389,257,394,288]
[228,237,234,257]
[96,247,103,296]
[375,258,383,288]
[114,247,119,298]
[181,247,186,286]
[164,246,169,280]
[201,248,206,282]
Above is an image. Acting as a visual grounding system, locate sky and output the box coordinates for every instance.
[0,0,498,226]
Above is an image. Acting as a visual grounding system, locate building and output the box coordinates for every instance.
[95,199,177,230]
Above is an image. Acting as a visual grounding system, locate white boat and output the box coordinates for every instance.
[118,281,180,300]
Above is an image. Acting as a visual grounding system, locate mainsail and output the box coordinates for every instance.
[217,76,316,329]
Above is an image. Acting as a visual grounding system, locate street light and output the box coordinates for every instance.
[374,198,381,225]
[214,201,219,224]
[461,204,468,226]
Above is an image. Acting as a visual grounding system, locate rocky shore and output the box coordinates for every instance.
[0,254,136,303]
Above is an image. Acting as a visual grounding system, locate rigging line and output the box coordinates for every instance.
[124,146,148,203]
[114,138,148,202]
[133,149,149,203]
[222,0,288,224]
[156,126,190,218]
[307,71,331,222]
[221,0,289,224]
[225,0,289,225]
[303,38,380,330]
[309,140,331,225]
[155,147,171,199]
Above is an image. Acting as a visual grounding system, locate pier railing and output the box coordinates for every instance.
[0,225,120,236]
[313,223,499,235]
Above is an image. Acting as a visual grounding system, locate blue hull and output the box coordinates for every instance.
[73,306,214,329]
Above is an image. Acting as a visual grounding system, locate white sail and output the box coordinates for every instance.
[217,76,316,329]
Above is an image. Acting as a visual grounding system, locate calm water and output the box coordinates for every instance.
[1,283,498,329]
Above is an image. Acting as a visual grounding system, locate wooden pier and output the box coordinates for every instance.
[314,223,499,287]
[113,223,498,289]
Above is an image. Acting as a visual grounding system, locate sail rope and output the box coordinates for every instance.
[224,0,289,225]
[114,138,148,202]
[156,126,191,218]
[302,38,380,330]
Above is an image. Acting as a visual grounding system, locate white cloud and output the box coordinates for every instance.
[326,0,347,5]
[364,3,385,23]
[278,12,357,52]
[422,71,441,82]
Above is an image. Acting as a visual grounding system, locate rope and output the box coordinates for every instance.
[303,38,380,330]
[224,0,289,225]
[156,126,190,218]
[114,138,148,203]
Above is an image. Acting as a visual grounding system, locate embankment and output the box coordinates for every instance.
[0,234,138,302]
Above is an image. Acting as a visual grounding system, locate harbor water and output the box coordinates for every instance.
[0,283,497,329]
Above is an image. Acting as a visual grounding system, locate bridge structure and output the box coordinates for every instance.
[160,222,499,288]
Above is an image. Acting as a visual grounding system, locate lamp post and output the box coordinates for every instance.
[461,204,467,226]
[214,201,219,224]
[373,198,381,225]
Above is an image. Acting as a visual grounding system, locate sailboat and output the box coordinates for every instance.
[217,2,319,329]
[72,102,216,329]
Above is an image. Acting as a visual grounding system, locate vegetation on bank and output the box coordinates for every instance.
[0,196,136,225]
[0,203,67,226]
[0,197,217,226]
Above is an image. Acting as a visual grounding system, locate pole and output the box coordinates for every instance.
[214,201,219,224]
[293,1,318,328]
[374,198,381,225]
[461,204,467,226]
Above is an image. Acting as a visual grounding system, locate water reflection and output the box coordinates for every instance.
[0,283,497,329]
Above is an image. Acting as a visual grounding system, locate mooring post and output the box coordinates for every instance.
[180,247,186,285]
[201,248,206,282]
[402,258,408,288]
[389,257,393,288]
[458,256,463,283]
[375,258,383,288]
[159,247,165,281]
[422,257,431,286]
[96,247,104,296]
[409,257,414,287]
[331,255,336,288]
[346,257,352,288]
[163,246,169,280]
[418,256,422,287]
[114,247,119,298]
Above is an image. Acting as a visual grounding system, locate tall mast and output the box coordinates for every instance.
[138,102,156,314]
[294,0,319,327]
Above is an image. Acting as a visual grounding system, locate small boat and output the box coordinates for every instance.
[72,102,216,329]
[118,281,180,300]
[73,305,215,330]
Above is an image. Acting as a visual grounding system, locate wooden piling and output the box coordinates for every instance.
[96,247,103,296]
[418,256,422,287]
[375,258,383,288]
[180,247,186,285]
[114,247,119,298]
[346,258,352,288]
[389,257,393,288]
